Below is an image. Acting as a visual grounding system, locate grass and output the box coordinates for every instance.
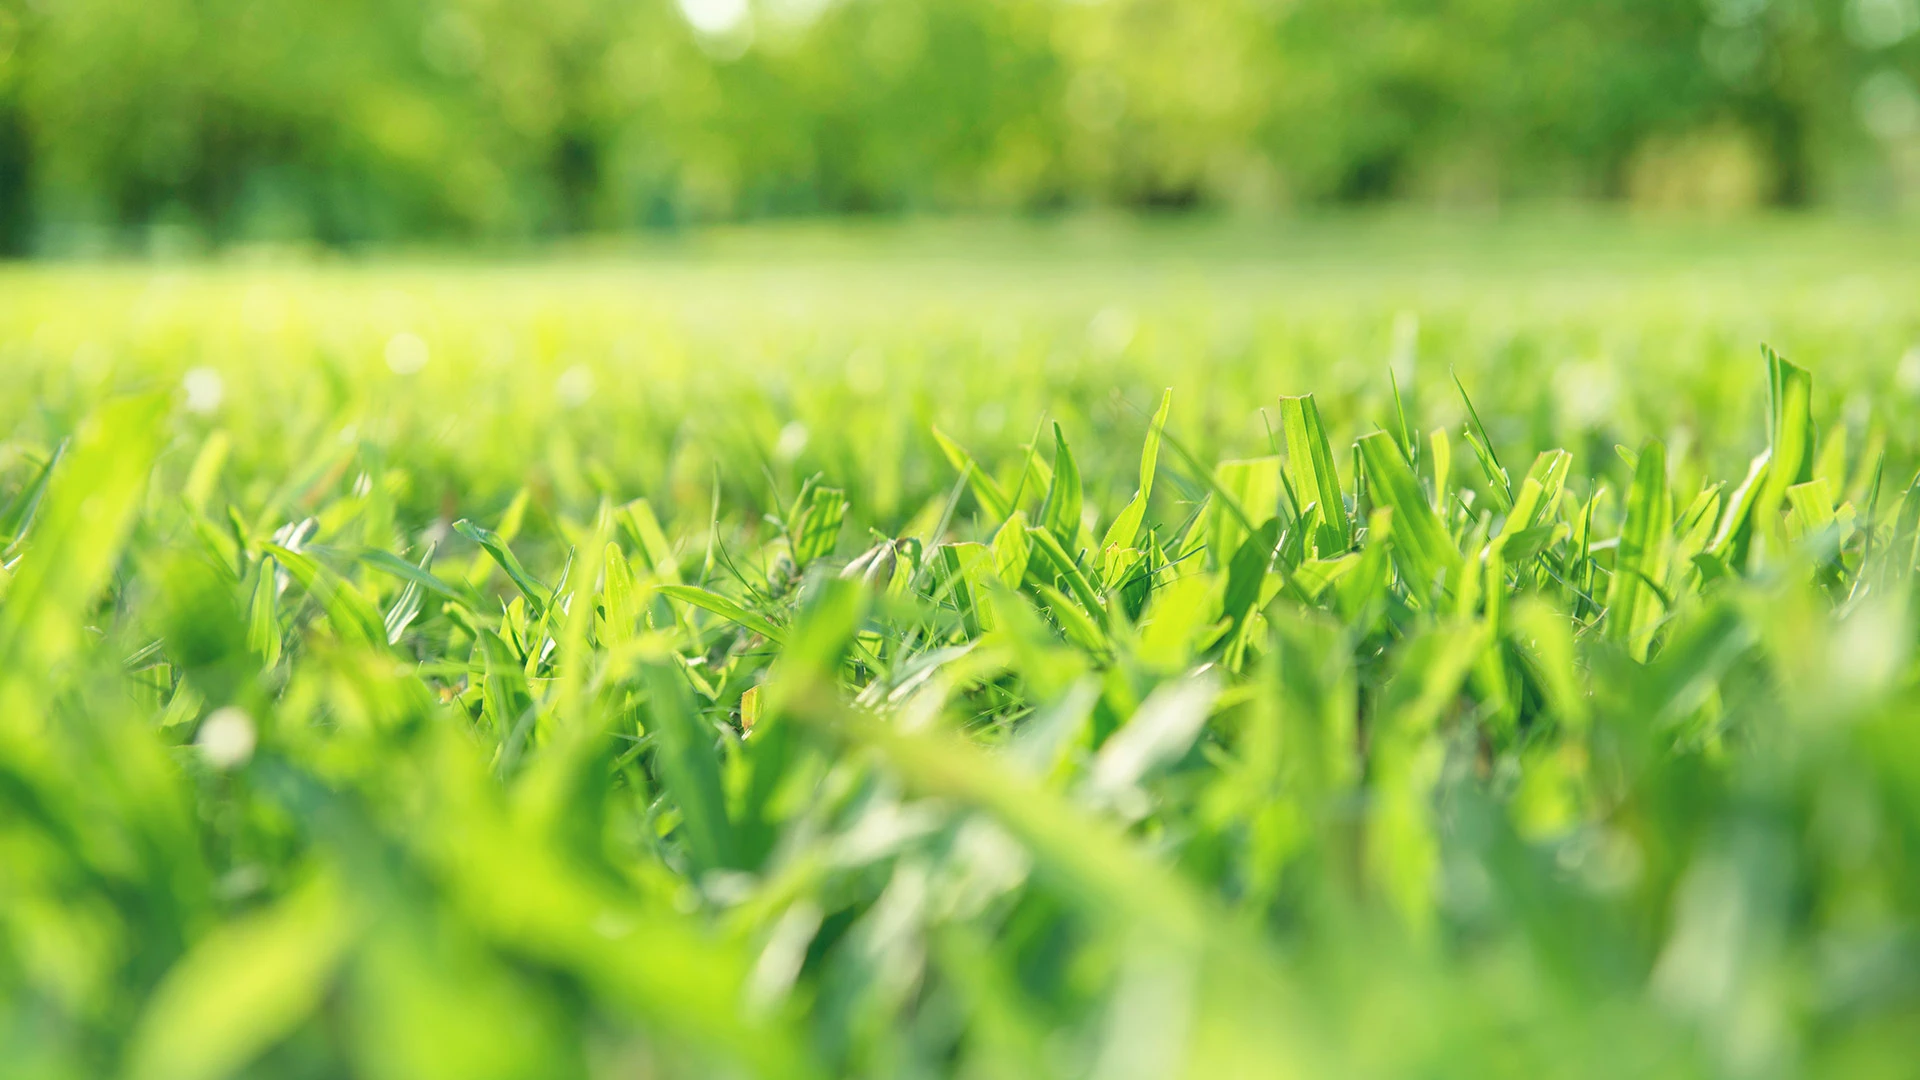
[4,223,1920,1078]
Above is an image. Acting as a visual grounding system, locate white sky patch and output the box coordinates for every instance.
[556,364,596,407]
[1848,0,1920,49]
[385,331,430,375]
[677,0,750,37]
[773,420,809,462]
[1087,305,1137,358]
[197,707,257,769]
[1898,345,1920,395]
[845,345,885,395]
[182,367,224,414]
[1859,70,1920,141]
[763,0,834,30]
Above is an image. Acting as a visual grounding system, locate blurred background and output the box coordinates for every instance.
[0,0,1918,254]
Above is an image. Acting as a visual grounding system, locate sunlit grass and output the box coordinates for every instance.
[4,225,1920,1077]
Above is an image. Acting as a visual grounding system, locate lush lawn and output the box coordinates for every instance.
[4,218,1920,1078]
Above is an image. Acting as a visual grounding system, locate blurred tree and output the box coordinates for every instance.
[0,0,1908,250]
[0,0,30,254]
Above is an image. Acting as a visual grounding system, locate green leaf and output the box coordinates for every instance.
[992,511,1031,588]
[125,876,352,1080]
[1215,518,1281,650]
[1357,432,1461,601]
[658,584,787,644]
[1886,468,1920,578]
[1369,619,1491,930]
[247,557,281,668]
[938,541,997,634]
[476,625,535,747]
[262,543,389,648]
[1503,449,1571,534]
[618,498,680,582]
[786,477,848,567]
[1208,457,1281,567]
[1605,438,1672,661]
[1753,346,1815,549]
[0,438,65,550]
[1784,477,1837,542]
[355,546,471,607]
[1708,450,1769,562]
[0,395,168,721]
[1098,390,1174,558]
[1278,393,1351,556]
[1038,422,1084,544]
[455,518,554,616]
[1509,597,1587,732]
[644,661,737,872]
[1427,427,1452,513]
[1137,388,1172,503]
[1035,583,1107,653]
[600,542,641,645]
[366,543,437,645]
[1453,372,1513,512]
[1027,524,1104,623]
[932,426,1015,523]
[1766,345,1817,488]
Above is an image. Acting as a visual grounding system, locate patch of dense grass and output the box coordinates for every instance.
[4,245,1920,1078]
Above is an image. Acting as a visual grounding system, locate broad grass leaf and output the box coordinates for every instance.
[937,541,996,634]
[380,544,438,644]
[618,498,680,582]
[1709,451,1770,566]
[1214,518,1280,653]
[346,921,570,1080]
[125,875,352,1080]
[0,394,167,721]
[1027,524,1104,622]
[1754,346,1816,550]
[1087,671,1221,804]
[1453,372,1513,512]
[1427,427,1452,513]
[1604,439,1672,661]
[454,518,553,616]
[477,627,536,760]
[1504,449,1571,534]
[599,542,641,645]
[787,478,848,567]
[1357,432,1461,601]
[1037,583,1108,653]
[658,584,786,644]
[1207,457,1280,567]
[356,547,470,607]
[643,661,738,872]
[1038,422,1084,544]
[1370,620,1489,932]
[263,543,389,648]
[1510,598,1588,732]
[992,511,1031,588]
[1135,573,1218,674]
[0,438,65,550]
[1100,388,1173,558]
[1278,394,1350,556]
[932,426,1013,522]
[247,556,282,668]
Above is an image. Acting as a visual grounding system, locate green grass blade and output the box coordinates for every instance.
[1357,431,1461,600]
[1278,393,1351,556]
[658,583,787,644]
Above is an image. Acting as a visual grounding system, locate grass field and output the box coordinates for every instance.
[5,219,1920,1078]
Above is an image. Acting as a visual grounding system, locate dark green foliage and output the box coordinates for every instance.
[0,0,1908,247]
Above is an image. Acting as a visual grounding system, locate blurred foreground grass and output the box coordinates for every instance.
[5,219,1920,1078]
